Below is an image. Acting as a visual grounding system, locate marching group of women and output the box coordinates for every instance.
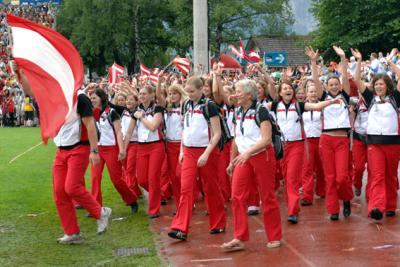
[14,46,400,249]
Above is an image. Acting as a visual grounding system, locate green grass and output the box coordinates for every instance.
[0,128,162,267]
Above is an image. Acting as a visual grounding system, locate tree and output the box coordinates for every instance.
[166,0,294,58]
[57,0,174,74]
[310,0,400,60]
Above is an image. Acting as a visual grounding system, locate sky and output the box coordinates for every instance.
[290,0,317,35]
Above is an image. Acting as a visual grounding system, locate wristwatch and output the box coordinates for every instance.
[90,148,99,154]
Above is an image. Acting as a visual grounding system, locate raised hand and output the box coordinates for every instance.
[350,48,362,61]
[305,46,319,61]
[333,46,346,58]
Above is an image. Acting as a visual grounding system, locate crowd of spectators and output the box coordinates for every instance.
[0,2,57,127]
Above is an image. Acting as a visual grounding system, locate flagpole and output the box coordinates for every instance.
[161,61,174,73]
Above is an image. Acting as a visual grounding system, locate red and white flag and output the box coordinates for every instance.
[8,14,84,143]
[140,63,151,76]
[230,40,249,61]
[108,62,125,87]
[248,50,261,62]
[172,56,191,75]
[149,73,159,84]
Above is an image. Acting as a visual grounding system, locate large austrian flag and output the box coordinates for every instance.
[7,14,84,143]
[172,56,191,75]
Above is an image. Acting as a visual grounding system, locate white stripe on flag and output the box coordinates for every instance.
[11,26,75,118]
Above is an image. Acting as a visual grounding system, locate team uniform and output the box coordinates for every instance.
[319,91,354,217]
[271,100,306,220]
[216,104,235,203]
[53,93,102,235]
[90,106,138,207]
[121,109,141,197]
[133,103,166,217]
[231,101,282,243]
[351,99,369,196]
[164,104,183,208]
[362,89,400,217]
[301,106,325,203]
[170,96,226,236]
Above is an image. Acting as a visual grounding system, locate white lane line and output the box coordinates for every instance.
[191,258,233,263]
[8,142,43,164]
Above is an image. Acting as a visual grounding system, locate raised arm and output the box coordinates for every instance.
[254,63,277,101]
[305,98,341,111]
[156,72,167,107]
[333,46,350,95]
[212,63,224,105]
[305,46,323,99]
[350,48,366,93]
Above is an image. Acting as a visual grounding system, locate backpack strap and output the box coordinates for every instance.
[255,102,262,127]
[295,101,309,160]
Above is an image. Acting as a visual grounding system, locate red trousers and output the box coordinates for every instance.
[232,147,282,242]
[90,145,137,206]
[161,155,172,200]
[301,138,325,202]
[216,140,232,203]
[123,143,141,197]
[367,144,400,214]
[352,139,367,191]
[319,134,354,214]
[166,141,182,208]
[171,147,226,234]
[247,179,260,207]
[281,141,304,216]
[136,141,165,215]
[275,160,283,191]
[53,145,101,235]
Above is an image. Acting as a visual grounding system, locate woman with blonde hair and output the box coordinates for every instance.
[156,77,187,208]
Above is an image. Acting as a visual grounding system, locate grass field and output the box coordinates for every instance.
[0,128,162,267]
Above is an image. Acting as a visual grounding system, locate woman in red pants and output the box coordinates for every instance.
[306,45,354,221]
[124,85,165,218]
[13,63,112,244]
[351,95,369,197]
[267,82,339,224]
[90,89,139,213]
[156,76,186,209]
[121,93,141,197]
[221,79,282,251]
[301,83,325,205]
[352,48,400,220]
[168,76,226,241]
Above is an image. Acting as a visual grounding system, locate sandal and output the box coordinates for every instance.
[267,240,281,249]
[221,239,245,252]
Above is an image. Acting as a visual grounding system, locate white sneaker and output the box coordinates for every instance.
[97,207,112,234]
[57,233,84,244]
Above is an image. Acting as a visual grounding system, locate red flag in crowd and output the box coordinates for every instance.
[172,56,191,75]
[230,40,250,61]
[140,63,151,76]
[248,50,261,62]
[7,14,84,143]
[149,73,159,84]
[108,62,125,88]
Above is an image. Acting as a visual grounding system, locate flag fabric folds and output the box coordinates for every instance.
[7,14,84,143]
[172,56,191,74]
[108,62,125,89]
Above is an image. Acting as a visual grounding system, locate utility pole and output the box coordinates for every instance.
[193,0,208,74]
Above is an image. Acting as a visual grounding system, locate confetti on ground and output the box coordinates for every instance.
[342,247,355,252]
[372,245,400,250]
